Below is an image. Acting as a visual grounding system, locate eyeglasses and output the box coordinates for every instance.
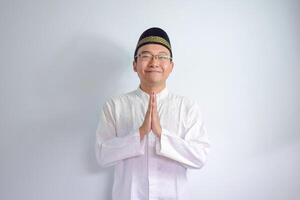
[135,52,172,62]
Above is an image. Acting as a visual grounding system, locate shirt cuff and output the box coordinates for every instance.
[132,128,146,154]
[155,128,174,155]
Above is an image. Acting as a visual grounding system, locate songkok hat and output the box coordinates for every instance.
[134,27,172,59]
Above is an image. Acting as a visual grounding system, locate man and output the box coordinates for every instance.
[95,27,210,200]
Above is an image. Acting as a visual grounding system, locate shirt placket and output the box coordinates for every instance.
[147,130,157,200]
[147,99,161,200]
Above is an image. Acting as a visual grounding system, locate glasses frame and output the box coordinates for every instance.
[135,52,173,62]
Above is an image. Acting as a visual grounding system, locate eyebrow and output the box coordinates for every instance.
[140,50,169,55]
[140,51,152,54]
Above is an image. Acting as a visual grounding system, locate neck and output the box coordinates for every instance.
[139,82,166,95]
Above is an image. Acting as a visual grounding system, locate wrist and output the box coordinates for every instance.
[158,128,162,139]
[139,127,146,139]
[153,127,162,138]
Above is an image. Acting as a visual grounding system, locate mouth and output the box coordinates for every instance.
[145,71,162,73]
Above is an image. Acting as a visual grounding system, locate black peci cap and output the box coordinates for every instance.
[134,27,172,59]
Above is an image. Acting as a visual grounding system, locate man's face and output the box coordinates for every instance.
[133,44,174,87]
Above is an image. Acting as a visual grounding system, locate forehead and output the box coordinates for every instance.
[137,44,170,54]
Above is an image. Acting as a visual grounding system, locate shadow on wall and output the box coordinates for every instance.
[30,34,130,199]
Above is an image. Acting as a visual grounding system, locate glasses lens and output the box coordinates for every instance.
[158,55,170,61]
[139,53,171,62]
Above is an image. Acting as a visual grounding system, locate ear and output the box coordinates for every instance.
[133,61,137,72]
[169,61,174,73]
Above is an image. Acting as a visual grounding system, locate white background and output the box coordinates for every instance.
[1,0,299,199]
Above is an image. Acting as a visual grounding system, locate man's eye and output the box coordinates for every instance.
[158,55,168,60]
[141,54,151,58]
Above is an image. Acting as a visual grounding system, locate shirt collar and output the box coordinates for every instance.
[135,84,169,102]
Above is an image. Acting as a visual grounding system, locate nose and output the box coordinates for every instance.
[149,55,159,67]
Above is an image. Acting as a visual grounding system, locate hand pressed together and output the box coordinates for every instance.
[139,92,162,140]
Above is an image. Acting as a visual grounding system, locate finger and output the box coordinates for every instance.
[151,92,154,100]
[149,92,153,110]
[153,94,157,112]
[147,93,152,113]
[152,96,158,131]
[150,93,155,116]
[153,94,160,121]
[150,93,154,114]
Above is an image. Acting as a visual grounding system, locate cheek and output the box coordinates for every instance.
[140,64,149,72]
[162,65,171,73]
[138,66,148,75]
[135,62,146,71]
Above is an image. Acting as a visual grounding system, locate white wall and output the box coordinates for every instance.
[1,0,299,200]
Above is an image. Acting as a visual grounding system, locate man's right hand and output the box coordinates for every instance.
[139,92,153,140]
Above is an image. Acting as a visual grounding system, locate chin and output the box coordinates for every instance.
[146,80,164,86]
[146,78,161,82]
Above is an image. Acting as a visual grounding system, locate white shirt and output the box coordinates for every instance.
[95,86,210,200]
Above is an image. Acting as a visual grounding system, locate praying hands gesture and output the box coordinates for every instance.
[139,92,162,140]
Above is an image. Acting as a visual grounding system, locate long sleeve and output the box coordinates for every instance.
[95,101,146,168]
[155,103,210,169]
